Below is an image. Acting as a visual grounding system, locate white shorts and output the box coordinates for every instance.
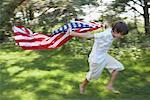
[86,54,124,81]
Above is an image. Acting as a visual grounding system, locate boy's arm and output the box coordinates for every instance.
[70,31,94,38]
[67,28,94,38]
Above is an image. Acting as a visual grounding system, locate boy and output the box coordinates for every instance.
[68,21,129,94]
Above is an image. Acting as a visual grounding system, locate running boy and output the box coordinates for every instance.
[68,21,129,94]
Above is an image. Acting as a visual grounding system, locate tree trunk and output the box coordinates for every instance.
[0,0,26,29]
[143,0,150,35]
[0,0,26,42]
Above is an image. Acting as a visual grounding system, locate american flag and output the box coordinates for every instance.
[13,20,103,50]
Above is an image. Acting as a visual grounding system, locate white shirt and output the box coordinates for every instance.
[88,28,114,63]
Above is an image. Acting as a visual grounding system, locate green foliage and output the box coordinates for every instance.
[62,38,92,55]
[109,46,143,61]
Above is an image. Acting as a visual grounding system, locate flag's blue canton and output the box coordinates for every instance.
[52,22,93,35]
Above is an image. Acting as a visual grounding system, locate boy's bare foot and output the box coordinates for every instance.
[106,86,120,94]
[79,84,85,94]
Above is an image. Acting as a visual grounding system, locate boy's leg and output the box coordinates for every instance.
[105,54,124,93]
[107,70,120,93]
[107,70,118,90]
[79,78,89,94]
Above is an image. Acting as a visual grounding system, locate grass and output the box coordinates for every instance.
[0,42,150,100]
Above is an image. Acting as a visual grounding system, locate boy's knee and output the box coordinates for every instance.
[86,73,100,81]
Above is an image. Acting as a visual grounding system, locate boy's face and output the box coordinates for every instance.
[112,31,123,38]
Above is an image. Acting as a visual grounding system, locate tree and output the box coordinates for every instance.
[111,0,150,35]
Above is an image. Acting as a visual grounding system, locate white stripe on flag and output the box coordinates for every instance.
[14,35,34,40]
[14,34,49,40]
[27,28,34,35]
[79,28,91,31]
[19,41,41,46]
[13,26,26,34]
[33,34,49,39]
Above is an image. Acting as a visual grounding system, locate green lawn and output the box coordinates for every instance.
[0,43,150,100]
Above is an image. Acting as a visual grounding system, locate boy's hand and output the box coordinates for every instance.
[66,27,72,35]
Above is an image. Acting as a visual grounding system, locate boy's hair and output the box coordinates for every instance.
[112,21,129,35]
